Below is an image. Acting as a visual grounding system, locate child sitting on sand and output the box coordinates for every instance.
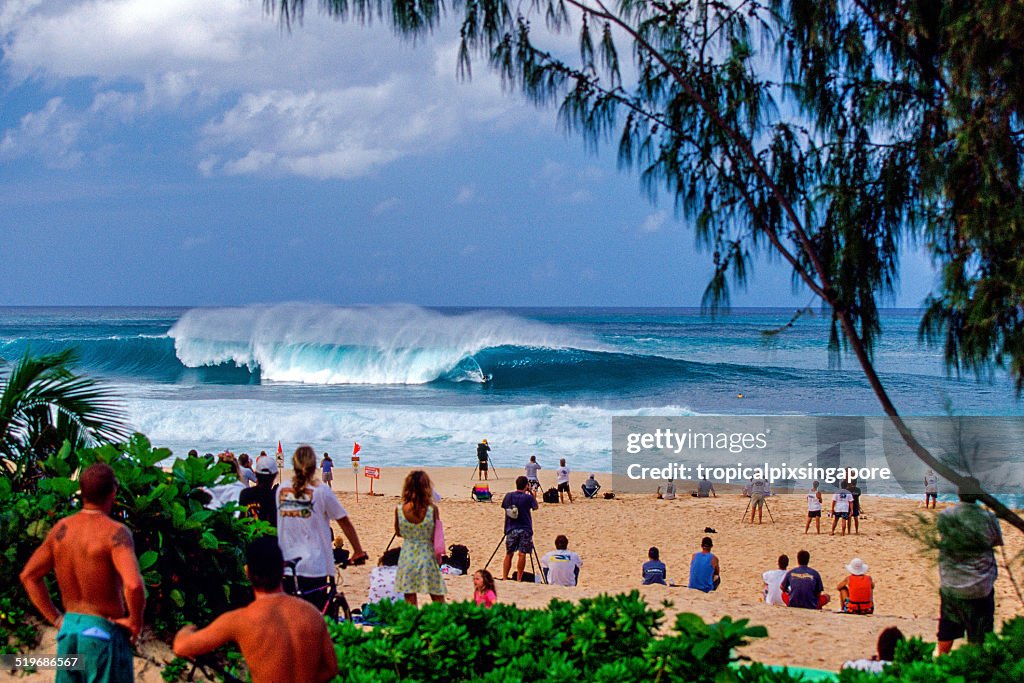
[842,626,904,673]
[474,569,497,608]
[762,554,789,606]
[642,547,667,585]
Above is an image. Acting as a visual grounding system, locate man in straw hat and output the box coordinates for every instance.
[837,558,874,614]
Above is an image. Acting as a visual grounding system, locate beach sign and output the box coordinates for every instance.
[364,466,381,495]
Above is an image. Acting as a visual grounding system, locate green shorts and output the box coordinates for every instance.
[56,612,133,683]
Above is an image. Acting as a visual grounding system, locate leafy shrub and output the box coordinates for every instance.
[1,434,271,651]
[325,592,770,682]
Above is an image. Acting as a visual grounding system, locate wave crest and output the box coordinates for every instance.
[168,303,599,385]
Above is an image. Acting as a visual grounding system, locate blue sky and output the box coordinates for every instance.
[0,0,937,307]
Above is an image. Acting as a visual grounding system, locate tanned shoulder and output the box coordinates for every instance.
[110,524,135,550]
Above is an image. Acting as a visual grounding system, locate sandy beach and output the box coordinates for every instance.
[19,465,1024,681]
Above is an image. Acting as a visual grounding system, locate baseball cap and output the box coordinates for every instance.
[253,454,278,475]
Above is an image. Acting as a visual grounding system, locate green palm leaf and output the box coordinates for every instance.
[0,349,130,487]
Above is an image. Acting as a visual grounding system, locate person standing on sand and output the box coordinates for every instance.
[556,458,573,503]
[173,537,337,683]
[925,470,938,509]
[20,463,145,683]
[831,483,853,536]
[848,478,863,534]
[239,453,279,527]
[936,482,1003,654]
[501,476,539,581]
[805,480,823,534]
[394,470,446,605]
[749,476,768,523]
[524,455,542,495]
[278,445,368,613]
[320,453,334,489]
[477,439,491,481]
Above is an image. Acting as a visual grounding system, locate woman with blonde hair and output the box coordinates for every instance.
[277,445,368,614]
[394,470,446,605]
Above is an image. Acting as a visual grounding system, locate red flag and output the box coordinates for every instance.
[352,442,361,455]
[277,440,283,455]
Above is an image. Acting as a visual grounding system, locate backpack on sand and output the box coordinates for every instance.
[542,488,560,504]
[442,544,471,573]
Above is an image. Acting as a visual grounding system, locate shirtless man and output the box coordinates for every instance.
[173,536,338,683]
[20,463,145,683]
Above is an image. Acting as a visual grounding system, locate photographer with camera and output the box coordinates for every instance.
[501,476,539,581]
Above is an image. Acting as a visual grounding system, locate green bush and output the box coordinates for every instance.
[0,434,271,651]
[326,592,771,682]
[325,596,1024,683]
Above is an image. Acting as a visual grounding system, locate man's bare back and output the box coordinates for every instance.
[21,508,145,634]
[56,512,132,618]
[174,592,337,683]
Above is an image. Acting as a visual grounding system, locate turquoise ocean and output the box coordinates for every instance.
[2,304,1021,481]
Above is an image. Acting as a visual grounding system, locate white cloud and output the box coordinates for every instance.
[0,97,83,168]
[640,210,669,233]
[182,233,212,250]
[372,197,400,215]
[455,185,476,204]
[1,1,536,178]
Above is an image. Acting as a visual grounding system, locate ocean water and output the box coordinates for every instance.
[1,304,1021,477]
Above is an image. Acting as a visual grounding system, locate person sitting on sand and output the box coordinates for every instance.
[366,547,403,608]
[781,550,830,609]
[540,535,583,586]
[691,476,716,498]
[642,547,667,585]
[687,536,721,592]
[805,480,823,534]
[838,558,874,614]
[174,536,338,683]
[842,626,904,673]
[581,474,601,498]
[657,478,677,500]
[473,569,497,608]
[762,554,789,606]
[20,463,146,683]
[525,455,542,495]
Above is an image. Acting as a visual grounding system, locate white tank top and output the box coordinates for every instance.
[807,490,822,511]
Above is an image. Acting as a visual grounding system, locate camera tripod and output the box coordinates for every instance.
[485,532,548,584]
[470,459,500,481]
[742,495,775,524]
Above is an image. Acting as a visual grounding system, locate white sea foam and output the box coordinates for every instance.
[124,395,696,470]
[168,303,603,384]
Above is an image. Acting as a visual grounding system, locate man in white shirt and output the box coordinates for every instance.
[762,554,789,606]
[540,535,583,586]
[925,469,938,509]
[805,480,823,534]
[555,459,573,503]
[831,483,853,536]
[659,478,677,500]
[524,456,543,496]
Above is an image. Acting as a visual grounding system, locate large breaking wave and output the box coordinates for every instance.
[168,303,611,385]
